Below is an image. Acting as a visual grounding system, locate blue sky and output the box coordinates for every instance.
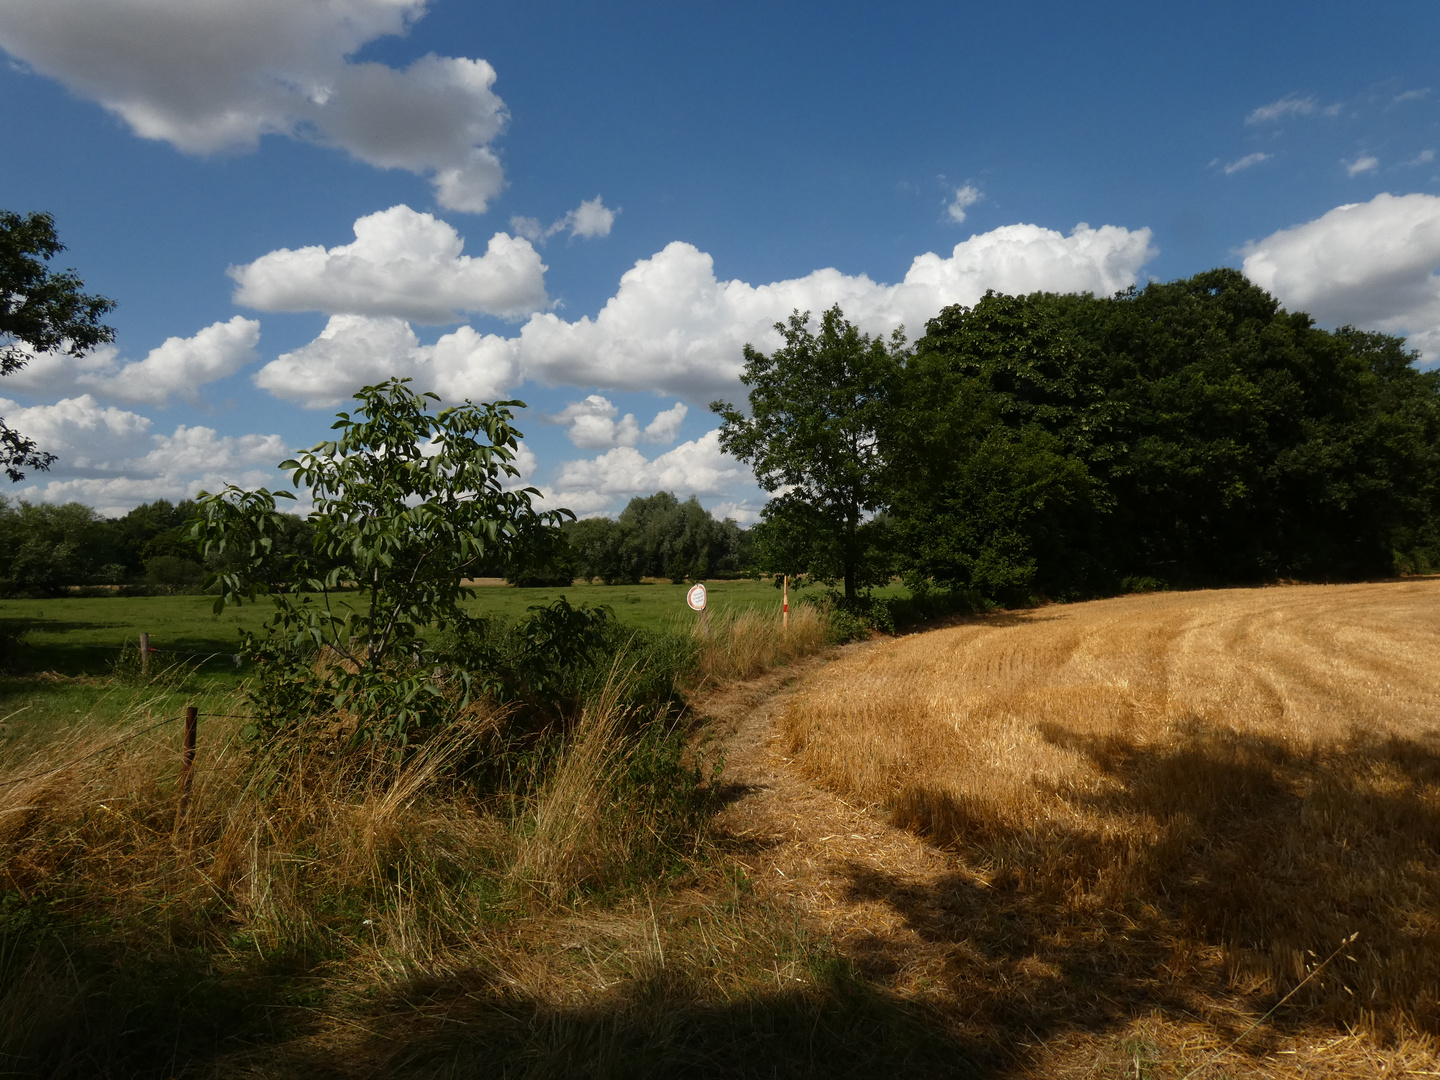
[1,0,1437,519]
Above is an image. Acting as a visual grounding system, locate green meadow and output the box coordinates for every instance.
[0,579,806,750]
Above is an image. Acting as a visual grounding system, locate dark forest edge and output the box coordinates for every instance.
[716,268,1440,612]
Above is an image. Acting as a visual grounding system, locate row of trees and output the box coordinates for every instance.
[717,270,1440,603]
[504,492,751,587]
[0,497,219,595]
[562,493,751,584]
[0,491,753,596]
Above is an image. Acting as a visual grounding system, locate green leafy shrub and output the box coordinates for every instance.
[193,378,577,750]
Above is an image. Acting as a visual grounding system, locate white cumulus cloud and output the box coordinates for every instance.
[0,1,509,211]
[255,219,1154,410]
[4,317,261,406]
[514,222,1154,399]
[643,402,688,444]
[567,196,617,239]
[230,206,547,323]
[550,395,638,450]
[1,395,290,515]
[254,314,520,408]
[550,396,688,450]
[946,184,982,223]
[539,429,746,516]
[1241,192,1440,363]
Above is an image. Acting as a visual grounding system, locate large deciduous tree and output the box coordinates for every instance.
[0,211,116,480]
[711,306,904,600]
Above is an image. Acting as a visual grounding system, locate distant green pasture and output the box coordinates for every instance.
[0,578,798,673]
[0,579,809,751]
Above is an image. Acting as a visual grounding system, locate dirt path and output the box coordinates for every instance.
[697,643,965,993]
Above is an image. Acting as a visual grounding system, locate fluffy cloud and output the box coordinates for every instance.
[538,429,747,517]
[1346,155,1380,176]
[550,396,688,449]
[1241,192,1440,362]
[230,206,547,323]
[514,222,1154,398]
[1223,152,1270,175]
[0,1,508,211]
[257,219,1154,407]
[5,317,260,405]
[254,314,519,408]
[1,395,289,515]
[643,402,688,444]
[509,196,618,243]
[946,184,982,223]
[567,196,618,239]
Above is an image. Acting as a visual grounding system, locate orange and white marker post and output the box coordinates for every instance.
[782,574,788,631]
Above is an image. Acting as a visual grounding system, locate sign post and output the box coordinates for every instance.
[782,575,788,632]
[686,582,708,635]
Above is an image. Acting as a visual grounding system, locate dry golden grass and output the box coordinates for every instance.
[688,603,829,685]
[778,578,1440,1068]
[0,681,717,1073]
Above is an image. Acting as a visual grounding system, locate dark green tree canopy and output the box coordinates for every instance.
[887,269,1440,600]
[0,211,117,481]
[711,306,905,599]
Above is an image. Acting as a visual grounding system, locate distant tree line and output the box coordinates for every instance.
[717,268,1440,605]
[0,490,754,596]
[0,497,315,597]
[509,492,752,587]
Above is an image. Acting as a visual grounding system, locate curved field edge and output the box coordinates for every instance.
[775,578,1440,1071]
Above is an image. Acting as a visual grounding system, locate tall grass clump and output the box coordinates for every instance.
[511,665,716,904]
[686,603,828,684]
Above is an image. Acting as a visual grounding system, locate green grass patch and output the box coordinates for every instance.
[0,578,860,675]
[463,578,793,633]
[0,578,906,759]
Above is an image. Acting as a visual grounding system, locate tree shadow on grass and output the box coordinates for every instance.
[263,963,996,1080]
[0,914,328,1080]
[833,720,1440,1059]
[0,918,996,1080]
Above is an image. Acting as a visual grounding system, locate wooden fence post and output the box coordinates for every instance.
[174,705,197,835]
[139,631,149,675]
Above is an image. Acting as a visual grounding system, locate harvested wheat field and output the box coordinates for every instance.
[761,578,1440,1075]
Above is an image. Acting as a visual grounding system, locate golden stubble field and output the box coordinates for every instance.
[778,578,1440,1071]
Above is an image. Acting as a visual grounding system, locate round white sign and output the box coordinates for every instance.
[686,583,707,611]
